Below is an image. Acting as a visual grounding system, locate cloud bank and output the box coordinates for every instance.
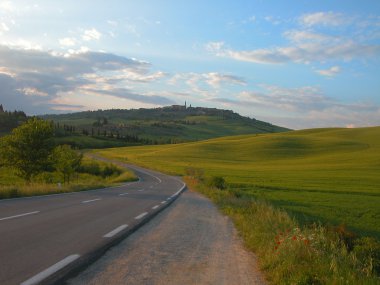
[0,45,173,113]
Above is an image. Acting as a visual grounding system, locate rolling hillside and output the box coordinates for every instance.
[96,126,380,238]
[41,105,289,147]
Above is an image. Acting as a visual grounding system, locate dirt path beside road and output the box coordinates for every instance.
[68,189,266,285]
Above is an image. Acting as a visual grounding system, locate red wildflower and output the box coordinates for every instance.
[292,236,297,241]
[276,241,281,245]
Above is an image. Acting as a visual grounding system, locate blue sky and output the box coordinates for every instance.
[0,0,379,129]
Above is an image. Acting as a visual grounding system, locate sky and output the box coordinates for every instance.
[0,0,380,129]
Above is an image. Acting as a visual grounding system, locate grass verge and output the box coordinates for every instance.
[0,155,137,199]
[186,176,380,284]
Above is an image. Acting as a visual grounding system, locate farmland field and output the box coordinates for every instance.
[96,126,380,238]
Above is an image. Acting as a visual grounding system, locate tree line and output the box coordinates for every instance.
[0,104,27,132]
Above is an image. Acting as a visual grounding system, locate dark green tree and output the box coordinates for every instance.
[0,117,54,182]
[51,145,82,184]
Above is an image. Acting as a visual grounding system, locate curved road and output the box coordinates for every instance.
[0,164,185,285]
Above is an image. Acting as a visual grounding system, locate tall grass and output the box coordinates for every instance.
[187,176,380,284]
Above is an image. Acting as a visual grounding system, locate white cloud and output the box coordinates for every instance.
[59,37,76,47]
[0,45,172,113]
[210,84,380,129]
[238,84,327,112]
[207,34,380,64]
[264,16,281,25]
[18,87,48,97]
[82,28,102,41]
[316,66,341,77]
[1,39,42,50]
[168,72,246,91]
[205,41,225,54]
[299,12,350,27]
[284,30,332,43]
[0,22,9,33]
[0,1,14,12]
[205,72,246,88]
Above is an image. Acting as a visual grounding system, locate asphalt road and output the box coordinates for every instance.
[0,164,185,285]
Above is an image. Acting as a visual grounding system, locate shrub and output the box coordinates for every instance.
[51,145,82,184]
[79,162,101,176]
[35,172,55,184]
[102,164,122,178]
[207,176,226,190]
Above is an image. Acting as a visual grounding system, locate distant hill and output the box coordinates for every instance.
[40,105,289,148]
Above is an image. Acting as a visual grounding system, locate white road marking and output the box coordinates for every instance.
[103,224,128,238]
[167,197,171,201]
[81,198,101,204]
[161,201,167,204]
[20,254,80,285]
[0,211,40,221]
[152,205,159,210]
[119,193,129,196]
[135,212,148,220]
[138,189,145,192]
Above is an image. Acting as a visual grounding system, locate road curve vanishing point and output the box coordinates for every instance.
[0,162,186,285]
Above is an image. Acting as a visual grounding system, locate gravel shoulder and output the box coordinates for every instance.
[67,189,266,285]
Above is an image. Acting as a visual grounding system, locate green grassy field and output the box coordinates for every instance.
[95,126,380,238]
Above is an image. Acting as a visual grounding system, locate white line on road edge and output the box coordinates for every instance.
[103,224,128,238]
[81,198,101,204]
[119,193,129,196]
[161,201,167,204]
[0,211,40,221]
[152,205,159,210]
[135,212,148,220]
[167,197,171,200]
[20,254,80,285]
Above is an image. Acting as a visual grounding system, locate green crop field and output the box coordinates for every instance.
[96,126,380,238]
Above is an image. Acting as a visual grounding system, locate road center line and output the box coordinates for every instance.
[103,224,128,238]
[135,212,148,220]
[119,193,129,196]
[81,198,101,204]
[152,205,159,209]
[138,189,145,192]
[20,254,80,285]
[161,201,167,204]
[0,211,40,221]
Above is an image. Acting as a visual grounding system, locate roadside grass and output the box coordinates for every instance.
[0,155,137,199]
[186,177,380,284]
[94,126,380,283]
